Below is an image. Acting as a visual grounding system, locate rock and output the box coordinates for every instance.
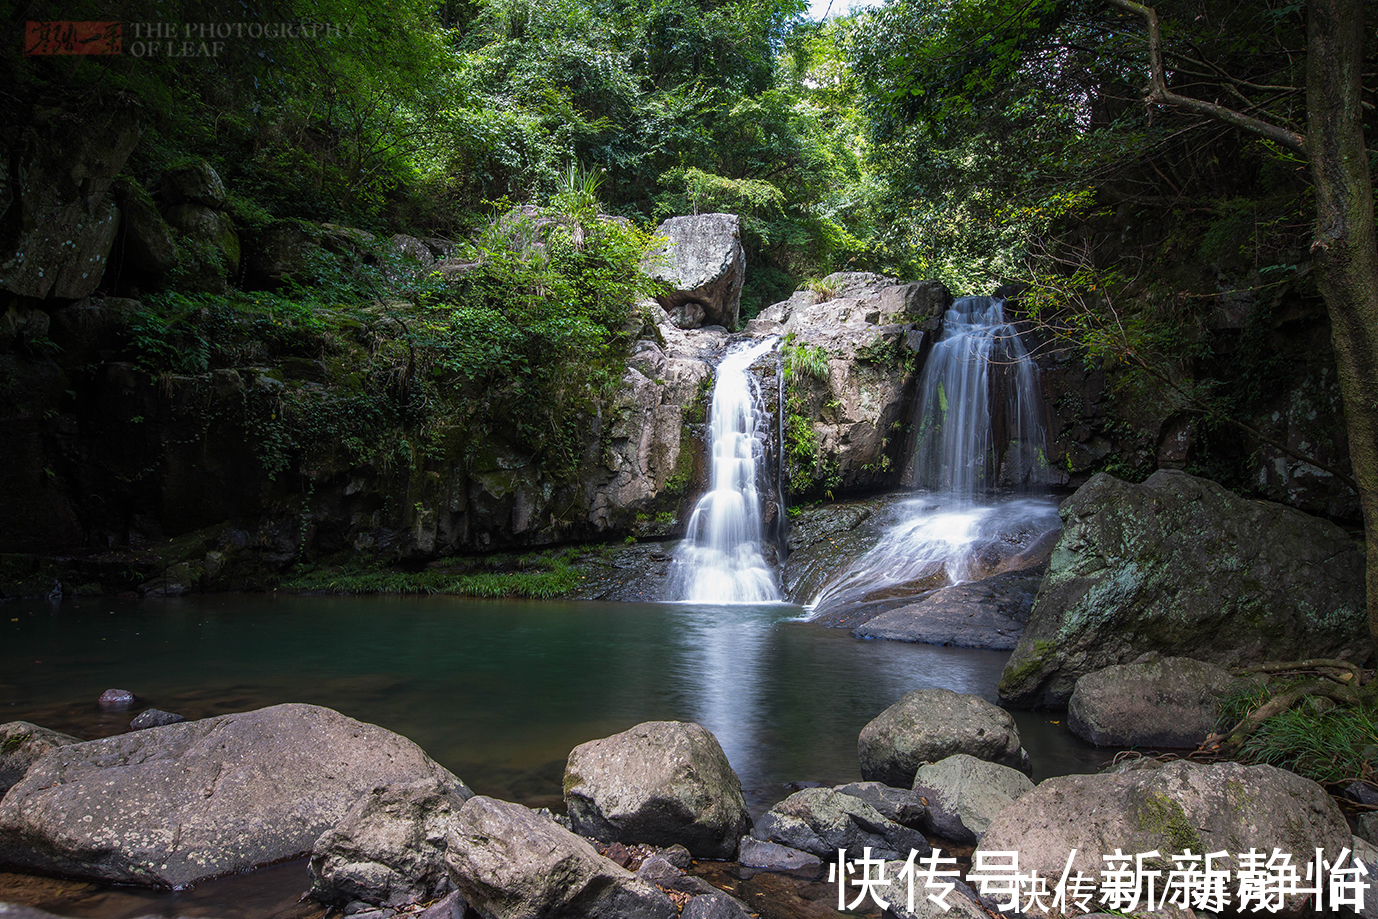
[0,101,140,300]
[1067,656,1241,748]
[1356,814,1378,847]
[998,470,1367,708]
[246,219,322,287]
[128,709,185,730]
[875,872,988,919]
[563,721,750,859]
[753,786,931,861]
[310,776,473,909]
[977,760,1350,918]
[858,688,1032,787]
[160,160,226,207]
[0,905,75,919]
[97,688,135,710]
[853,569,1043,650]
[910,754,1034,845]
[645,214,746,329]
[833,782,928,829]
[737,836,825,879]
[445,795,678,919]
[682,892,755,919]
[762,274,951,497]
[415,891,466,919]
[111,177,179,275]
[0,703,467,888]
[634,856,720,897]
[0,722,80,796]
[164,204,241,276]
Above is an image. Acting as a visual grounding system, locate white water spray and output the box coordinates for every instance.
[669,338,782,604]
[807,296,1053,614]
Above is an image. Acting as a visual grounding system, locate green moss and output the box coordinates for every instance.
[998,639,1057,694]
[1134,790,1203,855]
[1,731,32,754]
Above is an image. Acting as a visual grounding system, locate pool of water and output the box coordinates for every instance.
[1,593,1105,814]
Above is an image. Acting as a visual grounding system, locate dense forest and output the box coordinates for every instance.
[1,0,1375,595]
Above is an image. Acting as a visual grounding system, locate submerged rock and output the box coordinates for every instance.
[911,754,1033,844]
[0,703,468,888]
[978,760,1350,918]
[999,470,1366,708]
[753,786,930,861]
[858,688,1031,787]
[310,776,474,909]
[564,721,750,859]
[1067,656,1242,748]
[128,709,185,730]
[852,569,1043,650]
[445,795,677,919]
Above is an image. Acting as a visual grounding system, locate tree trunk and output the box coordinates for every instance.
[1308,0,1378,657]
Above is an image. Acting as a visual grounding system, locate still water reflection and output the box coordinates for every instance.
[1,594,1105,813]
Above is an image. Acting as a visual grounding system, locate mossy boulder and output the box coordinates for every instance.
[978,760,1350,918]
[999,470,1367,709]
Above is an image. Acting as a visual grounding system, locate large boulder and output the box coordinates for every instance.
[977,760,1351,918]
[309,776,474,909]
[751,273,950,496]
[645,214,745,330]
[859,688,1031,787]
[444,795,678,919]
[0,703,468,888]
[999,470,1367,708]
[910,754,1034,844]
[0,722,80,796]
[1067,656,1242,748]
[0,101,140,300]
[753,786,931,861]
[563,721,750,859]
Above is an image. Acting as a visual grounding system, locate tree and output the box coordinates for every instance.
[1108,0,1378,654]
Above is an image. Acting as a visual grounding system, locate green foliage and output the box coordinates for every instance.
[783,341,829,382]
[282,551,581,598]
[1219,684,1378,786]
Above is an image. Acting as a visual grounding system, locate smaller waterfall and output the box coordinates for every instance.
[908,296,1045,494]
[669,338,782,604]
[807,295,1053,615]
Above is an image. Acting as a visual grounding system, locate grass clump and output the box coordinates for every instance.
[282,552,581,599]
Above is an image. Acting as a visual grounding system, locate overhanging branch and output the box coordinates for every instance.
[1105,0,1309,155]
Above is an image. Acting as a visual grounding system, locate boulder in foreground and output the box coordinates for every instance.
[564,720,750,859]
[0,703,468,888]
[977,760,1350,918]
[309,776,473,909]
[0,722,79,796]
[445,795,677,919]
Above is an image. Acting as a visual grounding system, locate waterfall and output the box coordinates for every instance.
[907,296,1046,494]
[807,296,1052,615]
[669,338,782,604]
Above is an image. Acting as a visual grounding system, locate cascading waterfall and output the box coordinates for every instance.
[807,296,1053,614]
[907,295,1046,493]
[669,338,782,604]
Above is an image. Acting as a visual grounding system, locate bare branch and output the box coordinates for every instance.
[1105,0,1308,154]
